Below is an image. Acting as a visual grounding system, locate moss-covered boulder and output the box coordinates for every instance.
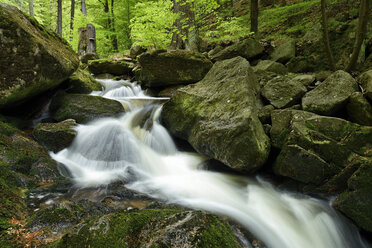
[358,70,372,101]
[291,74,316,88]
[347,92,372,126]
[136,50,213,87]
[0,4,79,109]
[286,56,315,73]
[88,59,133,76]
[53,209,242,248]
[302,70,358,115]
[271,39,296,64]
[261,76,307,108]
[65,69,101,94]
[271,110,372,189]
[253,60,288,75]
[50,93,125,124]
[210,38,264,61]
[162,57,270,173]
[334,157,372,232]
[33,119,77,152]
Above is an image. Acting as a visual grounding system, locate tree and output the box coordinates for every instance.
[29,0,34,17]
[81,0,87,15]
[320,0,336,71]
[57,0,62,36]
[70,0,75,41]
[345,0,370,72]
[250,0,258,33]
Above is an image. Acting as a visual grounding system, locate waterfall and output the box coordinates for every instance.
[51,79,370,248]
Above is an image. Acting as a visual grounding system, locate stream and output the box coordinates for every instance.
[50,78,370,248]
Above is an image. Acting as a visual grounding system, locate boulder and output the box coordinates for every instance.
[0,4,79,109]
[79,52,98,64]
[129,44,146,58]
[54,209,242,248]
[302,70,358,115]
[261,76,307,108]
[291,74,315,88]
[88,59,133,76]
[162,57,270,173]
[253,60,288,75]
[334,157,372,232]
[358,70,372,101]
[210,38,264,61]
[64,69,101,94]
[347,92,372,126]
[271,110,372,188]
[33,119,77,152]
[50,93,125,124]
[286,56,315,73]
[136,50,213,87]
[271,39,295,64]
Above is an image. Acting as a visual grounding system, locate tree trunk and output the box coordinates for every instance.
[70,0,75,42]
[250,0,258,33]
[320,0,336,71]
[81,0,87,15]
[57,0,62,36]
[111,0,118,52]
[345,0,370,72]
[29,0,34,17]
[170,0,199,51]
[78,24,97,56]
[78,27,87,56]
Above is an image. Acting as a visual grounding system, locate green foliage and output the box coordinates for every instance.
[130,0,176,49]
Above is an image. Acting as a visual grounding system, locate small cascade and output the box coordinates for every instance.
[51,79,370,248]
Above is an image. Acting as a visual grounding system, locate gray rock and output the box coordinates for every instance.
[88,59,133,76]
[302,70,358,115]
[358,70,372,101]
[33,119,77,152]
[254,60,288,75]
[261,76,307,108]
[271,40,296,64]
[258,105,275,124]
[0,4,79,108]
[291,74,315,87]
[210,39,264,61]
[162,57,270,173]
[286,56,315,73]
[136,50,213,87]
[347,92,372,126]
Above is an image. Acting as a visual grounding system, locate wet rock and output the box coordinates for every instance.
[358,70,372,101]
[54,209,242,248]
[162,57,270,173]
[302,70,358,115]
[253,60,288,75]
[261,76,307,108]
[33,119,77,152]
[347,92,372,126]
[271,39,295,64]
[64,69,102,94]
[0,4,79,109]
[210,38,264,61]
[50,93,125,124]
[136,50,213,87]
[88,59,133,76]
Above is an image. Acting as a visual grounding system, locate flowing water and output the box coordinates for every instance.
[51,79,370,248]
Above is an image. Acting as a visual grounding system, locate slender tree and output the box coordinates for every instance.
[29,0,34,17]
[70,0,75,41]
[345,0,370,72]
[57,0,62,36]
[320,0,336,71]
[111,0,118,52]
[81,0,87,15]
[250,0,258,33]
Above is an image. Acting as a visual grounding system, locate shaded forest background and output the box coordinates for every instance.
[0,0,361,58]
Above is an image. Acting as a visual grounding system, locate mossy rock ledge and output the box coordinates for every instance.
[88,59,133,76]
[136,50,213,87]
[162,56,270,173]
[64,69,102,94]
[0,3,79,109]
[50,93,125,124]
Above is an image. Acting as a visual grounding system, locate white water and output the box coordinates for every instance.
[51,79,370,248]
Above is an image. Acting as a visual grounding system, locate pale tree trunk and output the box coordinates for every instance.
[78,24,97,56]
[170,0,199,51]
[250,0,258,33]
[111,0,118,52]
[345,0,370,72]
[321,0,336,71]
[81,0,87,15]
[29,0,34,17]
[70,0,75,41]
[57,0,62,36]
